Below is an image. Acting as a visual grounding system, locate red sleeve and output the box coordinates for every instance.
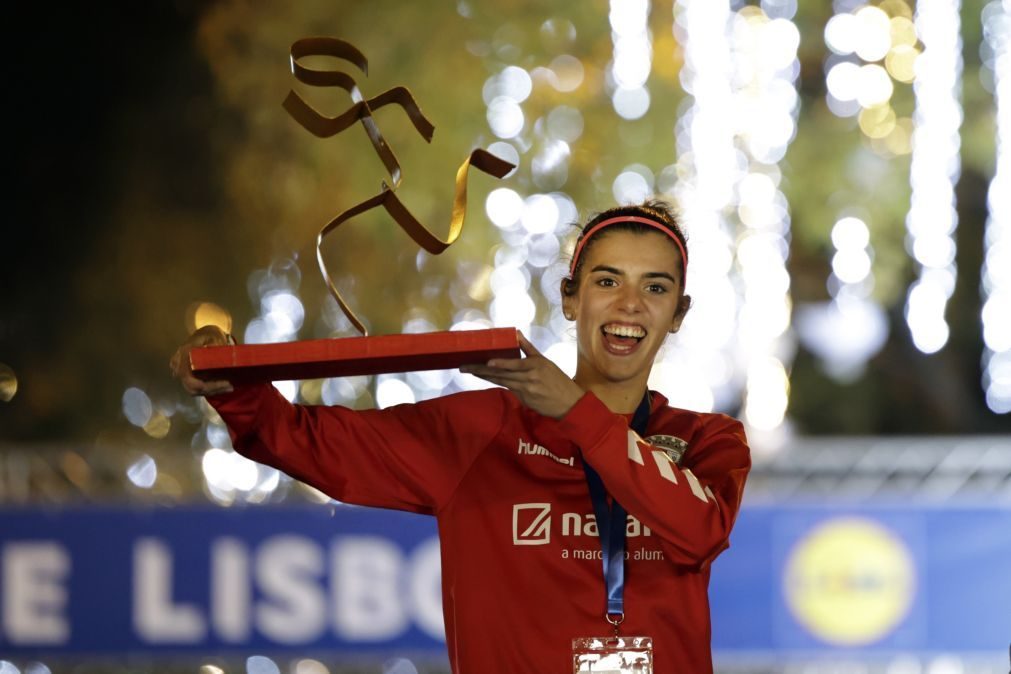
[556,391,751,568]
[207,384,508,515]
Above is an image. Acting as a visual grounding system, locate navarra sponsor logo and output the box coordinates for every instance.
[512,503,652,546]
[512,503,552,545]
[517,438,574,466]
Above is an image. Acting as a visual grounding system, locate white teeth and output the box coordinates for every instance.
[603,324,646,339]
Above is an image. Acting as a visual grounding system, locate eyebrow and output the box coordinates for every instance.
[589,265,679,285]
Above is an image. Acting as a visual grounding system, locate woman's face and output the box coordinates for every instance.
[562,229,690,390]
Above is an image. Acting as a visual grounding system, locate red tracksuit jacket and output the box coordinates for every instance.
[210,384,750,673]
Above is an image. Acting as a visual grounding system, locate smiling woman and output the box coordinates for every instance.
[171,198,750,674]
[559,201,692,413]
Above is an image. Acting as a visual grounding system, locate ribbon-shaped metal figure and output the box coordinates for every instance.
[283,37,516,335]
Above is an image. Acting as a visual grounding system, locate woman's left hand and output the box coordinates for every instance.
[460,332,585,419]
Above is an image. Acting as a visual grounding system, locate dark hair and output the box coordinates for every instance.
[562,198,688,297]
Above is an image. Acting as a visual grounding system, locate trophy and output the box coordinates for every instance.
[190,38,520,383]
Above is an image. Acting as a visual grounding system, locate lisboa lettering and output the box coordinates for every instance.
[0,535,444,647]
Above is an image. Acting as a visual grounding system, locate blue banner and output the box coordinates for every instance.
[1,503,1008,657]
[710,504,1011,654]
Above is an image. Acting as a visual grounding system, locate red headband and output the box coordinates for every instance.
[569,215,688,289]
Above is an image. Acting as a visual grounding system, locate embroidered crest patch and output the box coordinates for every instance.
[645,434,688,466]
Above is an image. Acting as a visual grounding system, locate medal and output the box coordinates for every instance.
[572,393,654,673]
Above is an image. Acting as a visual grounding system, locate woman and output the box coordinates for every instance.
[172,199,750,673]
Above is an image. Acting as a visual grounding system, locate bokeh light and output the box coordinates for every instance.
[886,44,919,82]
[856,64,895,107]
[904,0,963,355]
[485,188,524,229]
[245,656,281,674]
[186,301,233,335]
[548,54,584,92]
[486,66,532,104]
[126,454,158,489]
[487,97,525,139]
[609,0,652,119]
[824,2,920,126]
[674,0,799,442]
[612,86,651,120]
[982,0,1010,413]
[798,213,889,380]
[745,356,790,431]
[272,380,299,403]
[853,6,892,62]
[202,447,280,505]
[612,170,652,205]
[0,363,17,402]
[122,387,153,427]
[521,194,560,235]
[382,658,419,674]
[293,660,330,674]
[376,376,416,409]
[143,411,171,439]
[826,61,863,103]
[546,106,584,142]
[859,104,897,139]
[824,12,858,55]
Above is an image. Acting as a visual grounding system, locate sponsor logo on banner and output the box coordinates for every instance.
[783,517,916,646]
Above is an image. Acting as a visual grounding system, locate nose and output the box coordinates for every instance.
[617,284,644,313]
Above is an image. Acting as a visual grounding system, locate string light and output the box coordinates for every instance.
[904,0,963,354]
[796,216,889,381]
[671,0,739,416]
[671,0,799,442]
[982,0,1011,413]
[823,1,919,154]
[609,0,653,120]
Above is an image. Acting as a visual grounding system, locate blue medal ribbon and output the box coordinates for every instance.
[582,392,651,622]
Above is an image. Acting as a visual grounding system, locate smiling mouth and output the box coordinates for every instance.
[601,323,646,353]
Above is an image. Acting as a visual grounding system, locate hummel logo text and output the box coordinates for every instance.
[517,438,574,466]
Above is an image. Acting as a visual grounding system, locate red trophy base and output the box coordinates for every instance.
[190,328,520,383]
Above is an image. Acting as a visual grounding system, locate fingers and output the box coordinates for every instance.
[462,334,543,371]
[460,362,534,378]
[190,324,231,347]
[181,371,234,396]
[171,325,235,396]
[482,357,536,372]
[169,326,230,379]
[169,345,191,381]
[197,380,235,396]
[461,345,584,419]
[460,367,529,385]
[517,332,542,358]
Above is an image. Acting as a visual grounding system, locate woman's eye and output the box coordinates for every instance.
[647,283,667,293]
[598,278,617,287]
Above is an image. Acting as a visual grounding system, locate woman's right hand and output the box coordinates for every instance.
[169,325,235,396]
